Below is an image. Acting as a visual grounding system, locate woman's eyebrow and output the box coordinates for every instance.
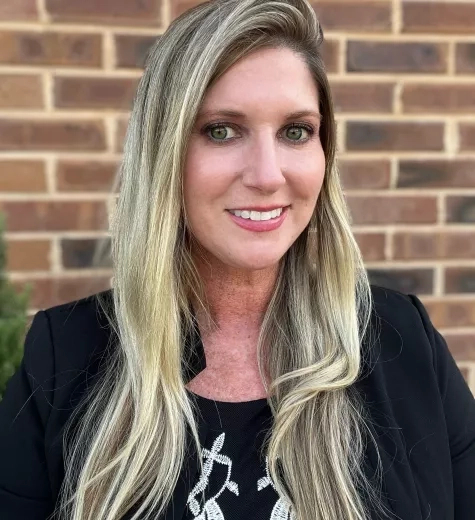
[196,108,322,122]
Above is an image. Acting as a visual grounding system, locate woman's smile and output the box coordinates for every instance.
[226,206,289,232]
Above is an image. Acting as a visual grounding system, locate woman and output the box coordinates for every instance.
[1,0,474,519]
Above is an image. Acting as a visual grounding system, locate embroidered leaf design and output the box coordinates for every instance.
[215,453,230,464]
[227,480,239,495]
[186,432,240,519]
[205,498,225,520]
[257,476,271,490]
[271,498,294,520]
[212,433,225,453]
[257,456,296,519]
[189,497,201,516]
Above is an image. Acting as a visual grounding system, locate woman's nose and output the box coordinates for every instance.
[241,135,286,193]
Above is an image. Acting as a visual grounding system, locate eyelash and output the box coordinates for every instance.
[202,122,318,146]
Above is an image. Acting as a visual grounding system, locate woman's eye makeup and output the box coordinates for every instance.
[201,121,318,146]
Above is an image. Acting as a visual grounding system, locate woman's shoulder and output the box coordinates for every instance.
[0,289,117,504]
[42,287,115,359]
[38,288,115,371]
[362,287,475,520]
[370,283,425,321]
[20,289,116,416]
[368,283,436,362]
[356,284,463,412]
[363,284,462,405]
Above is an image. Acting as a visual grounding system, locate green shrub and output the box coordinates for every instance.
[0,213,31,399]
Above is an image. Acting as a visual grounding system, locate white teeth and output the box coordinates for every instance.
[229,207,284,220]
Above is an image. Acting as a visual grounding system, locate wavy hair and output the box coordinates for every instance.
[55,1,389,519]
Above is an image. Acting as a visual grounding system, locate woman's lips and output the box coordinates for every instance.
[226,206,289,232]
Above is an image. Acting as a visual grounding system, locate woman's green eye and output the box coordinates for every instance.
[209,126,233,140]
[204,123,315,145]
[286,127,305,140]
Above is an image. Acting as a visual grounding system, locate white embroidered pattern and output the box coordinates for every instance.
[186,432,295,520]
[257,456,296,520]
[187,433,239,519]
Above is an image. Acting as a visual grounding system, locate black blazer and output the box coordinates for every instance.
[1,285,474,520]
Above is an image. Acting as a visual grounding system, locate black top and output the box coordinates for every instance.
[0,285,474,520]
[184,391,281,520]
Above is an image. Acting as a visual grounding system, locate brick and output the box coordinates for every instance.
[332,82,393,113]
[62,238,112,269]
[312,2,391,33]
[322,39,339,74]
[348,196,437,225]
[0,31,102,68]
[445,268,475,294]
[442,233,475,259]
[393,231,475,260]
[0,0,38,20]
[347,41,447,73]
[456,43,475,74]
[0,160,46,192]
[54,77,138,110]
[346,121,444,152]
[55,277,112,307]
[459,124,475,151]
[443,334,475,362]
[115,34,157,69]
[422,299,475,329]
[0,201,107,232]
[57,161,119,192]
[398,160,475,188]
[446,196,475,224]
[13,276,111,310]
[368,268,433,295]
[0,120,106,152]
[115,117,129,152]
[0,74,43,110]
[12,279,54,310]
[339,159,391,190]
[354,232,385,261]
[6,240,51,272]
[393,232,436,260]
[46,0,162,26]
[403,2,475,34]
[402,84,475,114]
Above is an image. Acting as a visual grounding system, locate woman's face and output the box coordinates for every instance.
[183,46,326,271]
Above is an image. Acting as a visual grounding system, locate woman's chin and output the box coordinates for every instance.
[225,252,285,272]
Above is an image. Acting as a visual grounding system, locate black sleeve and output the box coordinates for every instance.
[0,311,55,519]
[409,294,475,519]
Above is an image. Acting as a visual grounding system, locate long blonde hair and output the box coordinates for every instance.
[55,1,390,519]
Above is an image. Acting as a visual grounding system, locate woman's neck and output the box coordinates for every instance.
[192,252,279,334]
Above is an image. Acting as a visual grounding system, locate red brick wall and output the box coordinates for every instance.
[1,0,474,391]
